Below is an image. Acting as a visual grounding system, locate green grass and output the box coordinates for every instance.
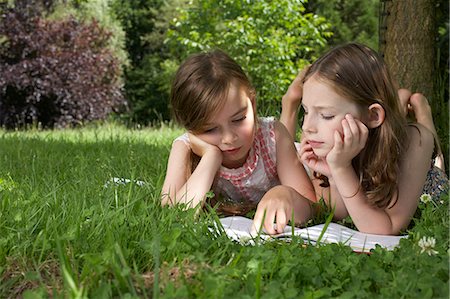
[0,123,448,298]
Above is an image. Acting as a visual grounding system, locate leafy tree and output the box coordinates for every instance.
[59,0,128,68]
[111,0,183,124]
[165,0,331,116]
[0,1,126,128]
[304,0,378,50]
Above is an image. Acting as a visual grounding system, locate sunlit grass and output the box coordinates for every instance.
[0,122,448,298]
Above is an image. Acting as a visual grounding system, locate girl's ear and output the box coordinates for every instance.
[367,103,385,128]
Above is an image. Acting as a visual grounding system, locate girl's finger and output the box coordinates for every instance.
[251,207,267,236]
[299,142,313,157]
[300,149,315,164]
[357,120,369,147]
[341,119,353,147]
[263,209,277,235]
[345,114,360,140]
[275,209,287,234]
[334,129,344,150]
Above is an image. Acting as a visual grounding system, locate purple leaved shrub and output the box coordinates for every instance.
[0,5,127,128]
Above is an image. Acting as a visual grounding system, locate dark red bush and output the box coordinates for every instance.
[0,5,127,128]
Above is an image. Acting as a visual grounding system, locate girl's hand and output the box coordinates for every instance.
[251,185,311,235]
[299,138,331,177]
[188,133,222,159]
[326,114,368,170]
[282,66,310,108]
[280,66,310,139]
[398,88,413,117]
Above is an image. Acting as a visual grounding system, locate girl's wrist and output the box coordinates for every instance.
[328,160,352,174]
[329,166,361,199]
[203,148,223,166]
[329,164,353,178]
[282,95,300,114]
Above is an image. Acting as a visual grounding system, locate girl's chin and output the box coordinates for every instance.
[312,150,328,159]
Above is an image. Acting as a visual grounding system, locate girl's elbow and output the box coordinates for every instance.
[359,223,403,236]
[160,190,178,207]
[358,226,397,235]
[160,194,172,206]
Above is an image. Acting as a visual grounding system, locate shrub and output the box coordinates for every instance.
[111,0,180,125]
[165,0,331,117]
[0,3,126,128]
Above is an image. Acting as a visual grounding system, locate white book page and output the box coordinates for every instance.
[219,216,407,253]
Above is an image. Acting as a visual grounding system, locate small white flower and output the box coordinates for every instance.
[420,193,432,204]
[418,236,438,256]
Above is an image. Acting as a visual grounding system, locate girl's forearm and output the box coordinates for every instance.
[280,96,300,139]
[174,151,222,208]
[330,167,396,235]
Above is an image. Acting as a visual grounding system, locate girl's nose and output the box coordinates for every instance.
[301,115,316,133]
[222,129,237,144]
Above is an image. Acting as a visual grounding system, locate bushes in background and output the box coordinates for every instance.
[0,1,126,128]
[111,0,181,125]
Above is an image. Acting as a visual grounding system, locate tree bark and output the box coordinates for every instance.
[379,0,436,99]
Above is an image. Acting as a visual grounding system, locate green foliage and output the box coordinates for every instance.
[0,125,448,297]
[305,0,379,50]
[111,0,183,125]
[165,0,331,116]
[52,0,128,66]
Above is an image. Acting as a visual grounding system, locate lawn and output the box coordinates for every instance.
[0,123,448,298]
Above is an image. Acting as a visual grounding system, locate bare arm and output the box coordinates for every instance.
[274,121,315,202]
[252,121,315,234]
[383,124,434,232]
[399,90,444,171]
[329,124,433,234]
[252,185,313,235]
[161,138,222,209]
[280,67,309,139]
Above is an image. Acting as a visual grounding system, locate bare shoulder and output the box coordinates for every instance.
[387,123,434,232]
[171,138,191,152]
[161,139,192,200]
[166,139,192,168]
[406,123,434,151]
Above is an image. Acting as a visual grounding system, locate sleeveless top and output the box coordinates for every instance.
[421,163,448,201]
[173,117,280,215]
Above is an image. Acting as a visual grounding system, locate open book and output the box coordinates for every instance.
[219,216,407,253]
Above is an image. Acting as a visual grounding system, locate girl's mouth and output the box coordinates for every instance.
[223,147,241,155]
[307,140,323,148]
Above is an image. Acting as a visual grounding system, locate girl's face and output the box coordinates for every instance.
[194,82,256,168]
[301,76,364,158]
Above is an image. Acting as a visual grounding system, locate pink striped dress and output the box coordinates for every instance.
[174,117,280,214]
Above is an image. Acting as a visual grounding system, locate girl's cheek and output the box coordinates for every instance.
[242,118,255,132]
[198,134,217,146]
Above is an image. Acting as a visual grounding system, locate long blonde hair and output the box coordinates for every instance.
[303,43,408,209]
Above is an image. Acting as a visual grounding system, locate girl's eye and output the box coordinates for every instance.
[321,114,335,120]
[233,116,246,122]
[203,127,217,133]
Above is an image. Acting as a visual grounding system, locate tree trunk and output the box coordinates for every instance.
[379,0,436,99]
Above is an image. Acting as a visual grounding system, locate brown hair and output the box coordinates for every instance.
[303,43,408,209]
[170,49,256,133]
